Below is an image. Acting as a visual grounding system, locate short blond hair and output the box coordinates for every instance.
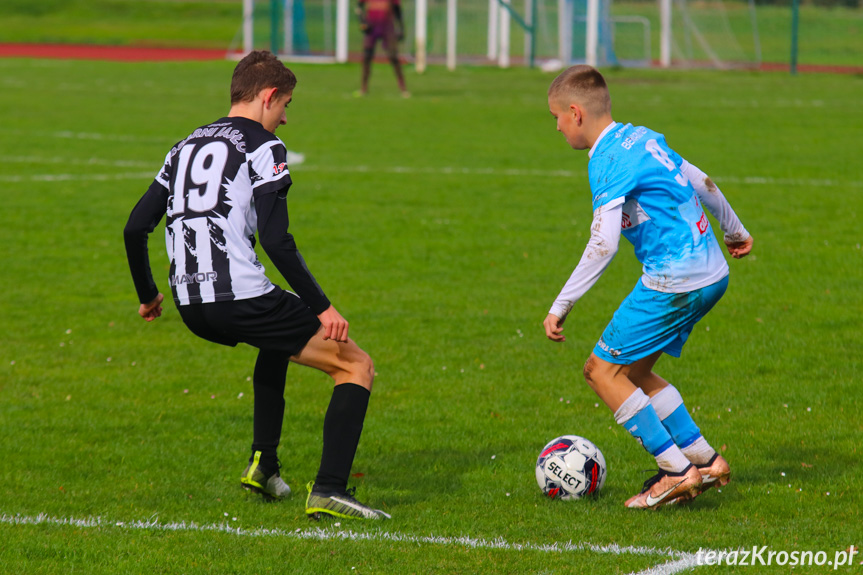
[548,65,611,117]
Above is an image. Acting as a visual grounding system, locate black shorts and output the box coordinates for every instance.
[177,288,322,357]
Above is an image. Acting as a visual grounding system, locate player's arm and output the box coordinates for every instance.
[545,200,623,342]
[256,190,350,341]
[124,180,168,321]
[680,160,753,259]
[355,0,369,32]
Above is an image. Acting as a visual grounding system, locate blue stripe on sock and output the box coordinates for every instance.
[678,433,701,448]
[623,405,675,456]
[654,439,675,456]
[662,404,702,448]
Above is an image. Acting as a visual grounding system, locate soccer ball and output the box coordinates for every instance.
[536,435,606,500]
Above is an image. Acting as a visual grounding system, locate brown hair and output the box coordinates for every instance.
[548,65,611,117]
[230,50,298,104]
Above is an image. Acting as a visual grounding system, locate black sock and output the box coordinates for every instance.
[314,383,371,494]
[251,349,289,474]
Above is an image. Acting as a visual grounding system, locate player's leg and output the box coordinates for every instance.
[250,350,289,469]
[627,354,729,491]
[196,291,319,501]
[646,381,730,498]
[291,334,373,492]
[630,358,717,467]
[382,24,408,96]
[584,354,698,469]
[631,279,732,496]
[625,354,718,465]
[240,349,293,499]
[290,332,389,519]
[584,353,701,508]
[176,303,292,498]
[360,32,377,95]
[586,281,712,508]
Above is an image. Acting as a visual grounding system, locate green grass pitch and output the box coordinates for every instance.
[0,57,861,573]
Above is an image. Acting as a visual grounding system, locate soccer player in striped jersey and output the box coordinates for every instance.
[124,51,389,520]
[543,65,753,509]
[356,0,409,97]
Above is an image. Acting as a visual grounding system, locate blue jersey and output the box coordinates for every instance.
[588,123,729,293]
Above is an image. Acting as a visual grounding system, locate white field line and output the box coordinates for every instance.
[0,511,705,574]
[299,167,863,189]
[6,130,170,144]
[2,155,154,168]
[0,145,859,188]
[0,128,858,187]
[0,163,858,189]
[0,172,155,183]
[629,556,704,575]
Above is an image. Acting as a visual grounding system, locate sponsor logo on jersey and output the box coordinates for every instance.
[170,271,218,287]
[621,126,647,150]
[696,212,709,234]
[621,198,650,230]
[273,162,288,176]
[622,212,632,229]
[249,166,263,184]
[169,125,247,159]
[597,337,622,357]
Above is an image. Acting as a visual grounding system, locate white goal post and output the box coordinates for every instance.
[238,0,759,70]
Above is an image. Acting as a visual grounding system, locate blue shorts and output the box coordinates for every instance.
[593,276,729,365]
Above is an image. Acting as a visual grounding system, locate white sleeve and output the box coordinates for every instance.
[680,160,750,243]
[549,199,623,319]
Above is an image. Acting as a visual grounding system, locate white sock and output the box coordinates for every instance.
[649,385,683,420]
[650,384,717,466]
[655,444,692,473]
[613,388,650,425]
[681,437,717,466]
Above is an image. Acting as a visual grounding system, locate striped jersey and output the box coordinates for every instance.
[153,116,290,305]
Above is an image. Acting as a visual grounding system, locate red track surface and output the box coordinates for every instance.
[757,61,863,74]
[0,43,238,61]
[1,43,861,74]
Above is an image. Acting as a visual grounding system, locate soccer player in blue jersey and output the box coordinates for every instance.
[543,65,753,509]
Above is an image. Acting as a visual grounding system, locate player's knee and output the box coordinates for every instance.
[363,48,374,64]
[583,356,596,381]
[343,349,374,390]
[360,352,375,389]
[582,355,605,391]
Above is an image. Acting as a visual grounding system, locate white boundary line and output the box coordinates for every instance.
[0,511,705,574]
[0,172,155,183]
[0,164,859,189]
[1,146,860,187]
[0,127,859,187]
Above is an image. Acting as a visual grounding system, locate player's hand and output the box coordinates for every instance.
[543,313,566,342]
[318,305,349,343]
[725,235,753,259]
[138,293,164,322]
[360,22,370,34]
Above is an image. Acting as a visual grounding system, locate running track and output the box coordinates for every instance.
[1,42,862,74]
